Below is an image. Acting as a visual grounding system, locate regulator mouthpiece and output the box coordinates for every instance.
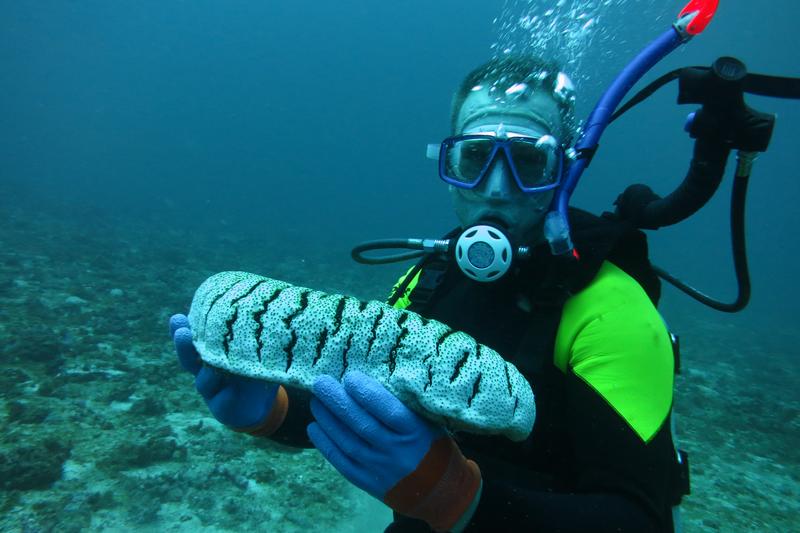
[454,225,514,282]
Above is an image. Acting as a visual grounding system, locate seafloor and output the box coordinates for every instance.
[1,191,798,532]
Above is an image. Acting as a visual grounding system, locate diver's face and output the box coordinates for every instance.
[450,91,564,245]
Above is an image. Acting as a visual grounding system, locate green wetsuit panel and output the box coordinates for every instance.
[390,265,421,310]
[554,261,674,443]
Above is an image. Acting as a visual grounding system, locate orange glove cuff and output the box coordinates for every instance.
[235,385,289,437]
[384,437,482,532]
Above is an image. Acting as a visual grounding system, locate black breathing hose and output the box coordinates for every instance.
[651,155,753,312]
[610,58,782,312]
[634,140,729,229]
[351,239,428,265]
[352,229,460,265]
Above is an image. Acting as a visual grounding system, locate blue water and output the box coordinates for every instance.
[3,1,798,323]
[1,1,798,531]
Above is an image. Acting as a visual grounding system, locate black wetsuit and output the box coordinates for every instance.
[384,210,685,533]
[271,211,687,533]
[269,136,733,531]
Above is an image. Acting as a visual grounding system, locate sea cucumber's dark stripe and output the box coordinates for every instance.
[282,290,310,372]
[204,291,227,331]
[285,330,297,372]
[339,331,354,380]
[357,300,369,314]
[365,308,384,359]
[423,328,454,364]
[254,288,284,363]
[222,307,238,358]
[437,329,457,351]
[512,396,519,416]
[476,343,483,360]
[450,347,473,383]
[330,297,347,337]
[282,290,310,330]
[504,363,513,396]
[204,275,249,331]
[467,372,482,408]
[389,327,409,376]
[396,312,410,329]
[424,363,433,392]
[222,280,267,356]
[388,313,410,376]
[312,328,328,367]
[388,327,408,376]
[238,280,268,303]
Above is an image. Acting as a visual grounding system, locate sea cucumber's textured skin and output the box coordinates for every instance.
[188,271,535,441]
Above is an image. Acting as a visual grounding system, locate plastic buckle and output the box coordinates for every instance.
[410,265,448,307]
[670,332,681,374]
[575,145,599,166]
[676,449,691,498]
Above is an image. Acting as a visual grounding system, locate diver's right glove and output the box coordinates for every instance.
[308,371,482,532]
[169,314,289,436]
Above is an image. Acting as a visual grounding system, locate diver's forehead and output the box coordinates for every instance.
[456,86,561,136]
[462,120,550,138]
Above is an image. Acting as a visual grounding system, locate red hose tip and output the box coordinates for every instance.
[679,0,719,35]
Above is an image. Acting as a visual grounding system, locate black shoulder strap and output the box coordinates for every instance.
[605,221,662,305]
[570,209,661,306]
[386,227,461,308]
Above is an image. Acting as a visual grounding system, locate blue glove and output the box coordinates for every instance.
[169,313,287,435]
[308,371,482,532]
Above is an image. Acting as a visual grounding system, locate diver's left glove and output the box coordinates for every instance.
[169,313,289,437]
[308,371,482,533]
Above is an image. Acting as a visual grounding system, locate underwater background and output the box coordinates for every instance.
[1,0,798,531]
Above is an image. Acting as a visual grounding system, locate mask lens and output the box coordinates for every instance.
[508,136,559,190]
[444,137,494,185]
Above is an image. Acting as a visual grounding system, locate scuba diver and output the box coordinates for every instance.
[169,3,800,532]
[171,54,689,530]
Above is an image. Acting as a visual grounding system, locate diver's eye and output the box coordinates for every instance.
[448,138,494,183]
[461,139,493,164]
[510,144,546,169]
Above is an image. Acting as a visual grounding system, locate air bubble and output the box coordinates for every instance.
[489,0,669,93]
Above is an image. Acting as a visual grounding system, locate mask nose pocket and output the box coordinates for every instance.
[481,157,516,198]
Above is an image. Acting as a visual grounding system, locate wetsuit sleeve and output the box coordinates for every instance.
[263,387,316,448]
[464,262,677,532]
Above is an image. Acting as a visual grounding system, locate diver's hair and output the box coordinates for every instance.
[450,54,577,139]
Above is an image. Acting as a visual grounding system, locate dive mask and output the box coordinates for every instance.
[427,133,564,194]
